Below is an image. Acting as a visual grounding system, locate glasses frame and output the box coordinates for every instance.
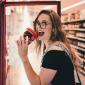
[33,21,52,29]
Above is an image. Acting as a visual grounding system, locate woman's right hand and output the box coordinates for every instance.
[15,35,29,63]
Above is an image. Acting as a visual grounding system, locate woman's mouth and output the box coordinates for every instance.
[38,32,44,37]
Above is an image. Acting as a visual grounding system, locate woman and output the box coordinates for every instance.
[16,9,80,85]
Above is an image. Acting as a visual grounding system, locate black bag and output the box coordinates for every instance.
[43,43,82,85]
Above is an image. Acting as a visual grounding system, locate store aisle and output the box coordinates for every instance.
[6,61,85,85]
[74,70,85,85]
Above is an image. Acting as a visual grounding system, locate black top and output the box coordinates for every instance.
[42,50,75,85]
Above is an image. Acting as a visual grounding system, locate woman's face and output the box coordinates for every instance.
[36,13,53,43]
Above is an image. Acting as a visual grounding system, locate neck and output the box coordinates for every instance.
[44,40,61,50]
[44,40,54,50]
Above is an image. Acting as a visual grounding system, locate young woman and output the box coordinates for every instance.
[16,10,81,85]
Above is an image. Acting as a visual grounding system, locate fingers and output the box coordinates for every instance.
[19,36,22,46]
[26,36,28,46]
[15,35,28,47]
[21,35,25,45]
[15,36,23,47]
[15,40,19,47]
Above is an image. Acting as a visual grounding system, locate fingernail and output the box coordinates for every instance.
[16,40,19,45]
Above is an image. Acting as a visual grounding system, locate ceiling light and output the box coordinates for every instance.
[61,0,85,12]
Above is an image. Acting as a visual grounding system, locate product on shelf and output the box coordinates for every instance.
[78,42,85,48]
[68,13,71,21]
[76,32,85,38]
[68,31,75,37]
[80,9,85,19]
[61,14,68,22]
[83,23,85,28]
[68,13,75,21]
[70,13,75,20]
[75,11,80,20]
[75,22,79,28]
[68,24,72,28]
[72,41,78,46]
[79,23,83,28]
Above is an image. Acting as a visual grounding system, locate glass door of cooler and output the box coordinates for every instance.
[0,1,61,85]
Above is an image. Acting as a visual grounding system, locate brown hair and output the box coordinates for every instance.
[33,9,80,70]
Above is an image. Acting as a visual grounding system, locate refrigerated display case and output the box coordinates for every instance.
[0,1,61,85]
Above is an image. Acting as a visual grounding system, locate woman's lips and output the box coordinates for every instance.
[38,32,44,37]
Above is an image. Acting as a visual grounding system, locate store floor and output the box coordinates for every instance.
[6,65,85,85]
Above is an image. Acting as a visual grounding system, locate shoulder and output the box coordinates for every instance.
[44,50,65,61]
[42,50,65,70]
[49,45,63,51]
[48,42,68,51]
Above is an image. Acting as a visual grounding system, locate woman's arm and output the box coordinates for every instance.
[15,35,57,85]
[23,59,57,85]
[22,57,41,85]
[16,36,40,85]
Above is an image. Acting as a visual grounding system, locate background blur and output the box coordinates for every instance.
[5,3,57,85]
[5,0,85,85]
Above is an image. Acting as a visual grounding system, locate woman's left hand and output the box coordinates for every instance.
[15,35,29,62]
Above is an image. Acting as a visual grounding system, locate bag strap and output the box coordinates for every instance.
[41,42,82,85]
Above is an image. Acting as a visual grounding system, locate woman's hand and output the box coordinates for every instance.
[15,35,29,62]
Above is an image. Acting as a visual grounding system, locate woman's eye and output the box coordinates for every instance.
[42,22,46,25]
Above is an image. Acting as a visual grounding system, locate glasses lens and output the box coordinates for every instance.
[41,22,46,29]
[34,21,46,29]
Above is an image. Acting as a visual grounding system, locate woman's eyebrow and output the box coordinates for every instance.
[37,20,48,23]
[42,20,46,21]
[41,20,49,22]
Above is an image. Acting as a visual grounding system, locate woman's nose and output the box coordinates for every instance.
[36,24,41,29]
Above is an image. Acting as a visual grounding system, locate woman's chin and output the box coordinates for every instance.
[38,36,44,41]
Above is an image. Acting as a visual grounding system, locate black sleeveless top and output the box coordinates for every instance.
[42,50,75,85]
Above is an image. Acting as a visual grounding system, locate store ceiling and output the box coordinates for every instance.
[29,0,85,14]
[6,0,85,14]
[61,0,85,14]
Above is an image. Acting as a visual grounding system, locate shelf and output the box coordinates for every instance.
[79,69,85,76]
[80,65,85,71]
[62,19,85,24]
[63,28,85,32]
[81,58,85,62]
[70,44,85,52]
[67,36,85,42]
[78,46,85,50]
[77,52,84,58]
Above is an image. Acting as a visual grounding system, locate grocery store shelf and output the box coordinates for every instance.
[67,36,85,42]
[62,19,85,24]
[63,28,85,32]
[79,69,85,76]
[70,44,85,52]
[80,65,85,71]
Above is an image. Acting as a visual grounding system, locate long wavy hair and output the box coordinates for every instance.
[33,9,80,70]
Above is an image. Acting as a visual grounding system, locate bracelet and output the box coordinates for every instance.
[83,61,85,66]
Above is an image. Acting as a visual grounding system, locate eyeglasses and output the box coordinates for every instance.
[33,21,52,29]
